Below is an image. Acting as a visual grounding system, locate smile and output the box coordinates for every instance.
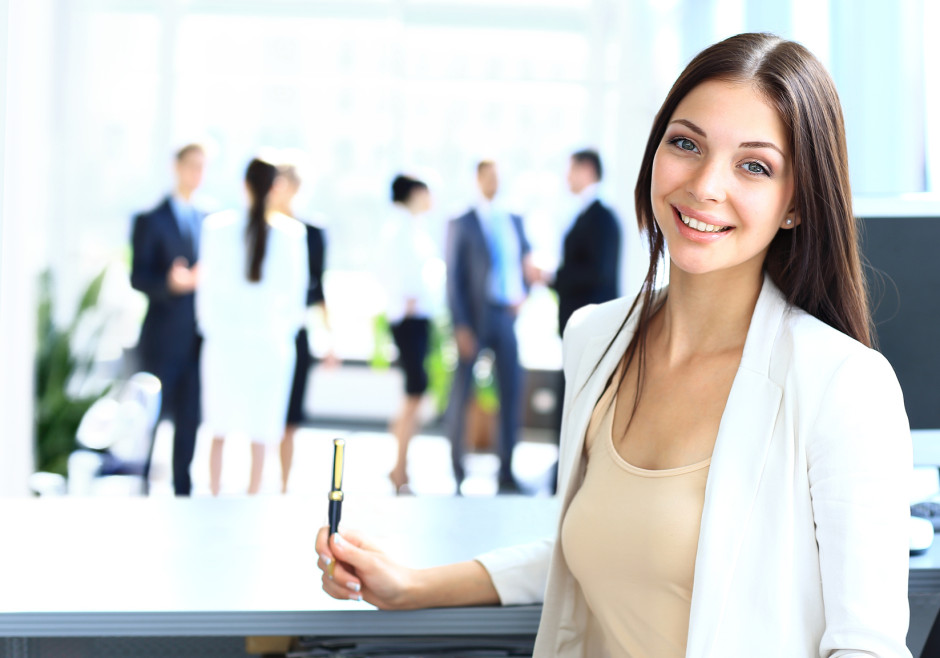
[678,212,731,233]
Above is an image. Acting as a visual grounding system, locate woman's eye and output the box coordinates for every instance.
[744,161,768,175]
[672,138,697,152]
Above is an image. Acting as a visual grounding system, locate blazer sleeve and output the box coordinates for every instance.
[474,539,554,605]
[130,212,172,302]
[306,227,326,307]
[445,218,473,330]
[809,349,913,658]
[293,230,310,332]
[194,222,219,338]
[553,207,620,296]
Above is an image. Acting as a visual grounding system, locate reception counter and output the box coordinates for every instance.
[0,496,937,657]
[0,496,554,656]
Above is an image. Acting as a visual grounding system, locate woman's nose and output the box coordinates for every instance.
[685,158,727,204]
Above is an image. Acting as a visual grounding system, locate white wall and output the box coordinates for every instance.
[0,0,55,496]
[0,0,934,492]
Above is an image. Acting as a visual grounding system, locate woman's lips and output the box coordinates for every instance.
[672,206,734,242]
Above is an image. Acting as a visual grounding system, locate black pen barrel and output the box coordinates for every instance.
[328,498,342,535]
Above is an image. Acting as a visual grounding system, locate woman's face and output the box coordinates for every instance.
[270,176,298,206]
[650,79,796,280]
[412,187,432,214]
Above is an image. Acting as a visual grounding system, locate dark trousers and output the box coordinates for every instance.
[445,305,521,485]
[142,338,201,496]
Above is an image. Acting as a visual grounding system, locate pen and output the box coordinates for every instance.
[327,438,345,577]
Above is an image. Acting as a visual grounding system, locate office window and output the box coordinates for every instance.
[42,0,935,366]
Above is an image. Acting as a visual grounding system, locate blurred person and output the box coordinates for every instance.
[269,159,336,494]
[196,158,308,495]
[379,174,437,494]
[549,149,621,334]
[445,161,535,494]
[542,149,622,492]
[130,143,206,496]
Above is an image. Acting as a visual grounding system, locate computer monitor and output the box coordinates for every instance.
[858,214,940,437]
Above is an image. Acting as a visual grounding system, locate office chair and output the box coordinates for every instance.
[67,372,162,496]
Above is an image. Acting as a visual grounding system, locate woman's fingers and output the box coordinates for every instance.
[336,528,383,553]
[316,528,402,607]
[317,554,359,587]
[315,526,334,561]
[317,549,363,601]
[329,533,377,574]
[321,571,363,601]
[316,526,369,602]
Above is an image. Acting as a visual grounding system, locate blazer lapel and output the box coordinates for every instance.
[685,274,788,656]
[466,210,490,268]
[564,201,594,246]
[160,198,192,261]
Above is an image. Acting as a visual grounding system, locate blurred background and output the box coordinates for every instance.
[1,0,937,497]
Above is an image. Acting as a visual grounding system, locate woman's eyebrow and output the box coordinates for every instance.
[739,141,785,157]
[669,119,705,136]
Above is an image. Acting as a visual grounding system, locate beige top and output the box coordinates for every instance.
[560,376,711,658]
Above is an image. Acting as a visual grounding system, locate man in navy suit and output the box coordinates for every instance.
[130,144,205,496]
[445,161,534,494]
[540,149,621,493]
[550,149,621,334]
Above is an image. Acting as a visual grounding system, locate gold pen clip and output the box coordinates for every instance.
[331,438,345,493]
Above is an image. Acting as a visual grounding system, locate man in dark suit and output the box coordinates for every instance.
[130,144,205,496]
[550,149,621,334]
[445,161,533,494]
[543,150,620,493]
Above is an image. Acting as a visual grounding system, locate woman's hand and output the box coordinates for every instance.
[315,526,501,610]
[315,527,421,610]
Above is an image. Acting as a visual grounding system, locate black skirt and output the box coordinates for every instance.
[390,317,430,396]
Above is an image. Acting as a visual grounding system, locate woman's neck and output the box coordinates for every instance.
[653,264,764,364]
[396,201,420,217]
[269,202,292,217]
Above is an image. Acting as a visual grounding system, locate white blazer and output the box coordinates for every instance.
[196,209,308,341]
[477,275,912,658]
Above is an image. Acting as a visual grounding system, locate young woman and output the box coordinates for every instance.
[379,174,437,494]
[196,158,308,495]
[268,159,335,494]
[314,34,912,656]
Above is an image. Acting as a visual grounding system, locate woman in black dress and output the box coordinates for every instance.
[271,160,335,494]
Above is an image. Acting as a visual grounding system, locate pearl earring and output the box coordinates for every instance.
[785,218,793,226]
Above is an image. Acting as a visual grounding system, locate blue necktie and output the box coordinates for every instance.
[187,207,200,253]
[488,213,509,302]
[179,204,199,253]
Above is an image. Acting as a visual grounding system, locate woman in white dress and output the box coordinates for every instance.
[197,157,308,495]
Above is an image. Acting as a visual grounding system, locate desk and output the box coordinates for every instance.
[908,538,940,656]
[0,497,936,657]
[0,497,555,657]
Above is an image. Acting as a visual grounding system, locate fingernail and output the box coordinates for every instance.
[347,582,361,592]
[319,554,332,566]
[349,594,362,602]
[334,534,348,548]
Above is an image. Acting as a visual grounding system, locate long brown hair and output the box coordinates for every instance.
[244,158,278,282]
[603,33,870,414]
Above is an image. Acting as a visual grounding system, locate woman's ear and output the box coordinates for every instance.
[781,208,801,229]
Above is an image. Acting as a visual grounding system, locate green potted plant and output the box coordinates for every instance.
[34,267,112,476]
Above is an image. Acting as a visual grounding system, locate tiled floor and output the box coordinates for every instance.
[147,422,559,498]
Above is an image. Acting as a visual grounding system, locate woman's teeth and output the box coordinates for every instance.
[679,212,729,233]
